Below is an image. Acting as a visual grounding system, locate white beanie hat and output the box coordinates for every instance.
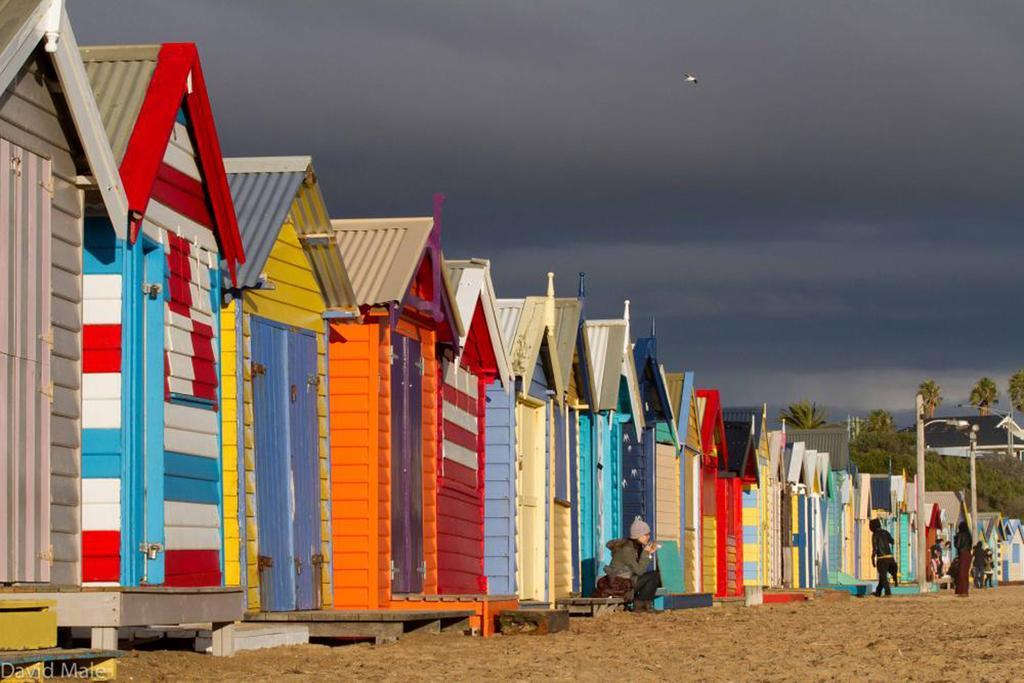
[629,518,651,540]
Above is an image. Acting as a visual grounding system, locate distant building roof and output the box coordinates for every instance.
[786,427,850,470]
[923,414,1024,451]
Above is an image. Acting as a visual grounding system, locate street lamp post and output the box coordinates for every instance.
[915,394,926,594]
[969,424,979,527]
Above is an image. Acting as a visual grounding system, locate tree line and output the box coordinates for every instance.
[773,373,1024,518]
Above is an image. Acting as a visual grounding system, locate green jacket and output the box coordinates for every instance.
[604,538,652,580]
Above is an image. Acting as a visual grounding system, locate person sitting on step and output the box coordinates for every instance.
[594,518,661,613]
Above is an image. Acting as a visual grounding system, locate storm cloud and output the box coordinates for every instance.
[69,1,1024,422]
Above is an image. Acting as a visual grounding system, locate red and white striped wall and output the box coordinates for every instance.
[442,362,481,472]
[438,360,487,594]
[82,273,123,584]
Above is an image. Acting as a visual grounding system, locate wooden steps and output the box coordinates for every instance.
[498,609,570,635]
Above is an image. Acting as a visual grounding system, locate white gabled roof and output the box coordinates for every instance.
[446,258,513,389]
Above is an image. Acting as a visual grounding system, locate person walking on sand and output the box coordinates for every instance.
[870,519,897,597]
[954,521,973,597]
[594,518,661,612]
[972,541,986,589]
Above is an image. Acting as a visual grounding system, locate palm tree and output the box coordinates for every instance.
[778,401,828,430]
[969,377,999,416]
[865,409,895,433]
[918,379,942,418]
[1009,371,1024,413]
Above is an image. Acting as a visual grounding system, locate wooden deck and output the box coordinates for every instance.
[0,587,245,656]
[245,609,476,644]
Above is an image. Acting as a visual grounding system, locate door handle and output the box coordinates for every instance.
[295,556,302,575]
[291,384,297,402]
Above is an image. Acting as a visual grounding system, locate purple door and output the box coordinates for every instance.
[391,334,423,593]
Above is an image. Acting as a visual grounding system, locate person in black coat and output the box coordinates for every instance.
[953,521,973,597]
[870,518,898,597]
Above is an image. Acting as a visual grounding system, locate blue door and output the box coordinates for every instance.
[620,421,647,537]
[252,319,294,611]
[129,241,166,586]
[578,412,596,594]
[288,331,321,610]
[391,334,424,594]
[252,319,323,611]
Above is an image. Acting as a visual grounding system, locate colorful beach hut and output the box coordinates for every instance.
[1,0,127,589]
[441,259,512,594]
[723,407,766,588]
[493,274,582,604]
[1000,519,1024,583]
[78,41,246,590]
[764,430,787,588]
[629,334,676,542]
[696,389,741,596]
[323,203,457,601]
[667,372,705,594]
[317,203,517,631]
[577,317,629,594]
[550,288,583,600]
[220,156,356,612]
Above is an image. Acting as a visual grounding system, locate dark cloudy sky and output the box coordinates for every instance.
[70,1,1024,423]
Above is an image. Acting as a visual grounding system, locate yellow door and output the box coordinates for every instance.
[656,443,681,545]
[517,400,546,602]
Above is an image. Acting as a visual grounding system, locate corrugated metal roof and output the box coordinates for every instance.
[446,258,512,387]
[496,299,524,351]
[583,320,627,412]
[331,217,433,306]
[786,426,850,470]
[923,491,964,528]
[79,45,159,164]
[224,157,356,308]
[224,159,306,290]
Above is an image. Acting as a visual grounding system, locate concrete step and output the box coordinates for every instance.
[195,623,309,654]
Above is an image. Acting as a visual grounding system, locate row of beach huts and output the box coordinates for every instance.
[3,2,1024,664]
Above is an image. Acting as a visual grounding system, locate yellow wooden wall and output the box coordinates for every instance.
[221,299,241,588]
[221,219,333,610]
[656,443,681,545]
[702,515,717,594]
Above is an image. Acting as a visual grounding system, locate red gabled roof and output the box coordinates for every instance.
[120,43,244,284]
[696,388,728,467]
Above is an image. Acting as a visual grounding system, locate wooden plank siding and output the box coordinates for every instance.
[221,220,333,609]
[0,52,84,586]
[328,320,383,609]
[483,383,516,595]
